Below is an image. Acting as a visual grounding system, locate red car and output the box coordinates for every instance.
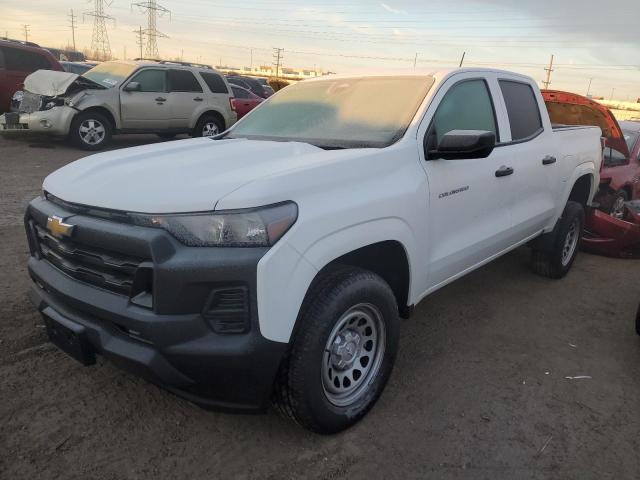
[0,38,63,113]
[600,121,640,218]
[230,84,263,119]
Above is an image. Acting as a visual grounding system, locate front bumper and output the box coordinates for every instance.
[25,196,288,411]
[0,106,76,136]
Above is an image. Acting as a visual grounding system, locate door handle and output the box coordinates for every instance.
[155,97,166,102]
[542,155,557,165]
[495,166,514,177]
[193,97,203,102]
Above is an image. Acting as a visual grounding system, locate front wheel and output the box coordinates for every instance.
[273,266,400,434]
[530,201,585,279]
[70,111,112,150]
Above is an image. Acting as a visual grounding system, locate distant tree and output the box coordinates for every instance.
[268,78,290,92]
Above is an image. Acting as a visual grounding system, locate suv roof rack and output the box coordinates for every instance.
[0,37,40,48]
[133,58,213,70]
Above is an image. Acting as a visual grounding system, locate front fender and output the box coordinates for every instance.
[256,218,418,343]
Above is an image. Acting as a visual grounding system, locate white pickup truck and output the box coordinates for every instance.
[25,68,602,433]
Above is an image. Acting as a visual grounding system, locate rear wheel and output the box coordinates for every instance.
[70,111,112,150]
[273,266,400,434]
[193,114,223,138]
[530,201,585,279]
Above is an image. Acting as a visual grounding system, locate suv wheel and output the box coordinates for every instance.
[194,114,223,138]
[530,201,585,279]
[273,266,400,434]
[70,111,112,150]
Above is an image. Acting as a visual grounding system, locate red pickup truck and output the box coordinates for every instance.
[0,39,63,113]
[601,121,640,217]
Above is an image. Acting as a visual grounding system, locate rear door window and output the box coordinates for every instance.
[200,72,229,94]
[430,79,498,146]
[129,69,166,92]
[1,47,52,71]
[499,80,543,141]
[168,69,202,92]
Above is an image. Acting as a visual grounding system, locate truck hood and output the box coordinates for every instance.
[43,138,335,213]
[24,70,105,96]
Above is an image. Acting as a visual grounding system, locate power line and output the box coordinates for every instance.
[68,9,77,51]
[132,0,171,59]
[22,24,30,43]
[85,0,115,61]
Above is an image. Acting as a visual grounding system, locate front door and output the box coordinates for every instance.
[120,68,170,130]
[421,76,514,288]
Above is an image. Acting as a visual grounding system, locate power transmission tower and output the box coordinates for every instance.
[85,0,115,61]
[542,54,554,89]
[132,0,170,59]
[273,47,284,79]
[134,26,145,59]
[68,9,78,51]
[22,24,30,43]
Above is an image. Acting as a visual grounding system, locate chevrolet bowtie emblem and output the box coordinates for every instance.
[47,216,75,238]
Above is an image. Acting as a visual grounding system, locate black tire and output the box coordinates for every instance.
[193,114,223,138]
[609,190,628,219]
[273,266,400,434]
[157,133,177,141]
[530,201,585,279]
[70,111,112,150]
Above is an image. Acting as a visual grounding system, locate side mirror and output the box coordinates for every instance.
[123,81,141,92]
[428,130,496,160]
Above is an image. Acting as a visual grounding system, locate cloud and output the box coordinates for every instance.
[380,3,407,15]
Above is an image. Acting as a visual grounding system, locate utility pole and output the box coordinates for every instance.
[610,87,615,100]
[250,48,253,70]
[413,52,418,70]
[459,51,466,67]
[132,0,171,59]
[134,26,144,59]
[85,0,115,61]
[586,78,593,97]
[123,45,127,60]
[542,54,554,89]
[68,9,77,51]
[22,24,30,43]
[273,47,284,79]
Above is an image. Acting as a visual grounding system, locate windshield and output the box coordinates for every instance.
[82,62,137,88]
[227,76,435,148]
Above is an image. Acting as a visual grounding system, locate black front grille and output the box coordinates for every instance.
[33,223,146,295]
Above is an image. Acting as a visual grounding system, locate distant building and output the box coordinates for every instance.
[216,64,328,79]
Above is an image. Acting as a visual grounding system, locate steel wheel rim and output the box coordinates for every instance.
[561,218,580,266]
[611,196,625,219]
[202,122,219,137]
[321,303,386,407]
[79,119,105,145]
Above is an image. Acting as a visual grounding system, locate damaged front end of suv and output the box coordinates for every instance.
[2,70,107,135]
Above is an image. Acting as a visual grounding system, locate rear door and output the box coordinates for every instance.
[420,73,515,288]
[120,68,170,130]
[199,71,233,124]
[166,69,204,129]
[231,85,254,119]
[496,79,556,238]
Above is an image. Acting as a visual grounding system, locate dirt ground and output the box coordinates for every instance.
[1,133,639,480]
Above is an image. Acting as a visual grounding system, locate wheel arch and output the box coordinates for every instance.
[567,173,594,208]
[192,109,226,130]
[76,106,117,131]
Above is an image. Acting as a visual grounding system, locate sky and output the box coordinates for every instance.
[2,0,639,99]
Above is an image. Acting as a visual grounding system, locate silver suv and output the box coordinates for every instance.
[0,59,237,150]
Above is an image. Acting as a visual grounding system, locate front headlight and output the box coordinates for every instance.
[129,202,298,247]
[43,98,65,110]
[12,91,24,102]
